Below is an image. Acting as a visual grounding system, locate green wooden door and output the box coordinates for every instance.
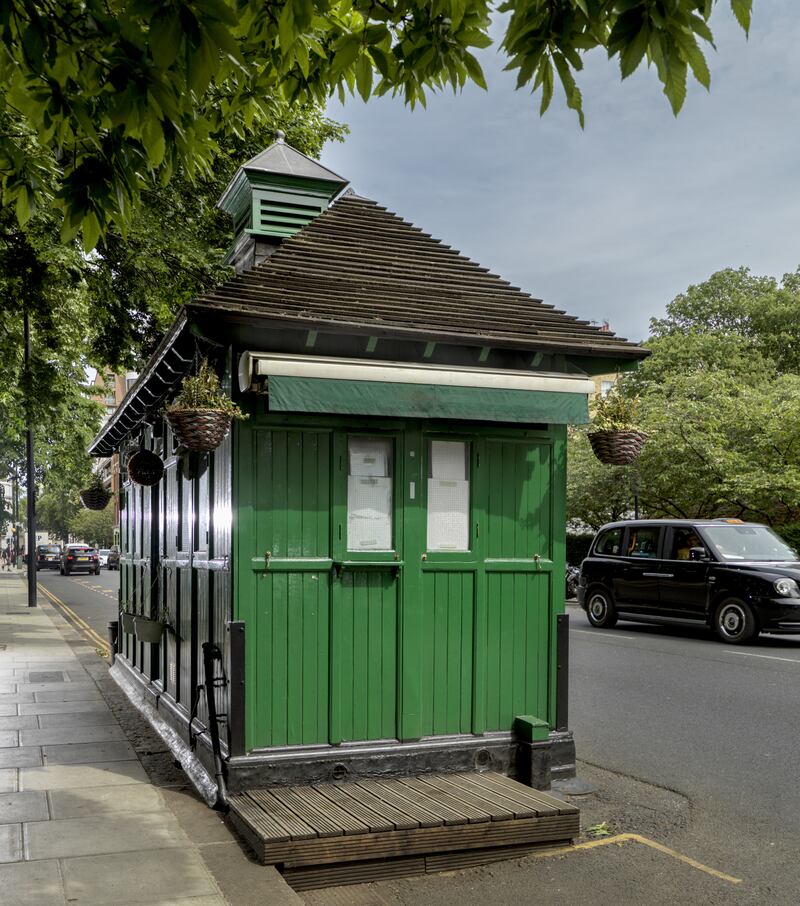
[245,427,401,748]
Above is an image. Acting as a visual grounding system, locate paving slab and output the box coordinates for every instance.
[0,858,64,906]
[36,710,117,728]
[0,791,49,824]
[19,700,108,716]
[0,715,39,731]
[0,693,35,704]
[61,847,220,906]
[21,725,126,746]
[0,730,18,747]
[33,689,104,703]
[0,769,17,792]
[0,704,18,716]
[0,747,43,768]
[0,822,23,862]
[25,811,191,860]
[20,761,150,791]
[42,741,137,765]
[48,783,168,819]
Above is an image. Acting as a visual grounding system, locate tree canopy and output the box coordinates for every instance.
[1,1,753,247]
[568,267,800,530]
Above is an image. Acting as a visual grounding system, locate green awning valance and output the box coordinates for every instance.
[267,376,589,424]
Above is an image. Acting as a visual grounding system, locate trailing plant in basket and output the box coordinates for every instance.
[163,359,247,453]
[587,387,647,466]
[165,358,246,418]
[589,387,641,432]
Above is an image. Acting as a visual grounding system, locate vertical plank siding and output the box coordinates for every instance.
[235,417,560,753]
[419,571,474,736]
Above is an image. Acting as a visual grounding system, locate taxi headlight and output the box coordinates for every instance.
[774,577,800,597]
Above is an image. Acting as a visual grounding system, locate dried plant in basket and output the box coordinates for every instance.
[587,387,647,466]
[163,358,247,453]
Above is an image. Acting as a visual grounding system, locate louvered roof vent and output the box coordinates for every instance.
[218,132,348,260]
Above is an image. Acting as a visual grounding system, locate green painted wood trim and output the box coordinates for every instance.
[250,557,334,571]
[549,424,568,729]
[268,376,589,425]
[399,426,423,741]
[514,715,549,743]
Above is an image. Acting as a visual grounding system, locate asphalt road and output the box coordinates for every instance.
[568,602,800,902]
[36,565,119,653]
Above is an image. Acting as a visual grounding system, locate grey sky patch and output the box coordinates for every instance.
[320,4,800,343]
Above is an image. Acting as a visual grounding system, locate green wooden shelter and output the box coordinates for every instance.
[90,135,646,798]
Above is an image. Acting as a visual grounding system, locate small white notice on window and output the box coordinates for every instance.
[427,479,469,551]
[430,440,467,479]
[348,477,392,550]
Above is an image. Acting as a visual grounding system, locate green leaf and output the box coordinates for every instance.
[355,54,373,101]
[553,52,584,127]
[537,57,553,116]
[463,52,487,90]
[278,1,296,51]
[149,11,182,69]
[730,0,752,35]
[141,116,166,167]
[82,212,101,253]
[619,25,649,80]
[675,31,710,90]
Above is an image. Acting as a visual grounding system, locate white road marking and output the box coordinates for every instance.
[722,650,800,664]
[571,629,637,640]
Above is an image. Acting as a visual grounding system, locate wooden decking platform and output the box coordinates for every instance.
[228,772,579,890]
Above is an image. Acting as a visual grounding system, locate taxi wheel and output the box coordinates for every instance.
[714,598,758,644]
[586,588,618,629]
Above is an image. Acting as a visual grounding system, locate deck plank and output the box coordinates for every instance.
[467,773,561,816]
[399,776,490,824]
[429,774,514,821]
[443,774,538,818]
[341,783,420,831]
[312,783,396,833]
[268,786,347,838]
[228,794,291,843]
[247,789,318,841]
[356,779,445,828]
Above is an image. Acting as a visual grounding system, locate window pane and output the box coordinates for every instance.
[626,528,660,558]
[595,528,622,556]
[347,437,393,551]
[427,441,470,551]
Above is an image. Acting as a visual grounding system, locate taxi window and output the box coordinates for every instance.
[595,528,623,556]
[626,527,661,558]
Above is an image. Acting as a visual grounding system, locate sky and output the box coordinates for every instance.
[317,4,800,345]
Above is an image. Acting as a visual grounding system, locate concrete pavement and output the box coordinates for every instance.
[0,571,300,906]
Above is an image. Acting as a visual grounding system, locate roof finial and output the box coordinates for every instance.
[275,129,286,143]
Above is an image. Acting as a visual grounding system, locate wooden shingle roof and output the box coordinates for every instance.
[192,193,646,359]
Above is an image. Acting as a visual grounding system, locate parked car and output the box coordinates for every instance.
[578,518,800,644]
[60,544,100,576]
[97,549,110,568]
[35,544,62,571]
[106,546,120,570]
[565,564,580,600]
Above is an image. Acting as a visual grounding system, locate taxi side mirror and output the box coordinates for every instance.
[689,547,708,561]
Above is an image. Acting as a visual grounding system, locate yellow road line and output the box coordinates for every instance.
[530,833,742,885]
[37,584,110,654]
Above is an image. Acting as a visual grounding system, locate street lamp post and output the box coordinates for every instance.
[24,312,36,607]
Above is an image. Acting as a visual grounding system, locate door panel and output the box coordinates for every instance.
[419,570,474,736]
[332,569,397,742]
[479,439,552,732]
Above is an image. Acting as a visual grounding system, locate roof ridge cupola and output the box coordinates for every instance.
[218,131,349,273]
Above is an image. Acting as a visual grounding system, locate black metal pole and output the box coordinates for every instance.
[24,312,37,607]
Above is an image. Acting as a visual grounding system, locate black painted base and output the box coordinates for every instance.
[112,655,577,800]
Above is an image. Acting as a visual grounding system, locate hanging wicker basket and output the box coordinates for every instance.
[127,449,164,486]
[587,430,648,466]
[79,486,112,511]
[166,409,232,453]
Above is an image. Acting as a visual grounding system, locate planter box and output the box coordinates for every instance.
[134,616,166,644]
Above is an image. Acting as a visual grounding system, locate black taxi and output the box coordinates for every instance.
[577,519,800,644]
